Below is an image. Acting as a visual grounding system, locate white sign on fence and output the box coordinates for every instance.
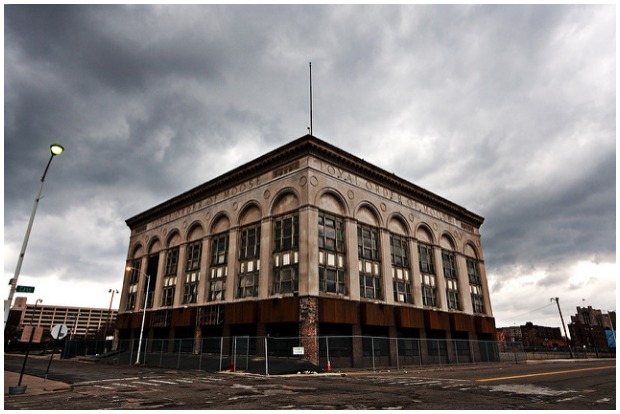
[292,346,305,355]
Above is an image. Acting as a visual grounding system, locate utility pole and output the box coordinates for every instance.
[551,297,573,358]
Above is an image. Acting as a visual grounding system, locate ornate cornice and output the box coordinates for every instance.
[126,134,484,229]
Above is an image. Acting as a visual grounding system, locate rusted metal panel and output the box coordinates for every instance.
[360,302,394,326]
[449,313,475,332]
[474,315,497,334]
[260,297,299,323]
[115,313,131,329]
[318,297,358,324]
[395,307,425,329]
[225,301,258,324]
[129,312,145,329]
[172,307,196,327]
[424,310,450,330]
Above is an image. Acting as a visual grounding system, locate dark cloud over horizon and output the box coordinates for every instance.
[4,4,615,327]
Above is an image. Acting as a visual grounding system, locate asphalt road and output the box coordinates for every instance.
[4,354,616,410]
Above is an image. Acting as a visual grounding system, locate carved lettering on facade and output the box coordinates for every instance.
[273,160,300,179]
[313,158,459,227]
[148,176,261,229]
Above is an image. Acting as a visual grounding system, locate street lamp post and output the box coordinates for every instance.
[126,266,150,365]
[103,289,119,353]
[4,144,65,330]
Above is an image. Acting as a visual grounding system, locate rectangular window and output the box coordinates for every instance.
[126,260,140,310]
[126,283,138,311]
[358,224,382,300]
[358,225,379,261]
[418,243,435,274]
[211,234,228,265]
[238,223,261,298]
[390,235,409,267]
[391,234,411,303]
[274,214,298,252]
[186,241,202,271]
[318,212,344,252]
[164,247,179,276]
[273,266,298,294]
[467,258,484,313]
[319,258,347,295]
[161,276,176,307]
[238,271,259,298]
[319,212,346,295]
[466,258,481,284]
[272,214,299,294]
[240,224,261,259]
[128,260,141,284]
[183,272,200,304]
[418,244,437,307]
[180,241,202,304]
[442,250,460,310]
[207,234,228,302]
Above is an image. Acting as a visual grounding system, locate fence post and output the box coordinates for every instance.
[219,337,224,372]
[326,336,331,372]
[265,336,269,375]
[129,338,135,367]
[177,339,182,369]
[233,336,237,372]
[455,340,459,365]
[371,337,376,372]
[158,339,164,367]
[418,338,422,367]
[394,337,399,370]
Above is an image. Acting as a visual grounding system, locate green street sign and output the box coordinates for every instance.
[16,285,35,293]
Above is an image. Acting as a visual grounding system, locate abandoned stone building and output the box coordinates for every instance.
[114,135,496,367]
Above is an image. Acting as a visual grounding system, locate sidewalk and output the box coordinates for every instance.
[4,370,71,396]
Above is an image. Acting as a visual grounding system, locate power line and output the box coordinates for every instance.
[508,302,555,321]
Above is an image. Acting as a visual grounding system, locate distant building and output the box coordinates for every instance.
[115,135,496,366]
[496,322,567,349]
[568,306,615,351]
[6,297,117,340]
[496,326,522,344]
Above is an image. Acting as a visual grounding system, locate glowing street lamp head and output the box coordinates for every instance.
[50,144,64,156]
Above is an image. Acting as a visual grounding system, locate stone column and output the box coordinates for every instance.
[173,244,187,307]
[380,229,394,304]
[258,218,272,299]
[456,254,473,314]
[410,240,423,306]
[345,218,360,301]
[351,323,363,368]
[299,296,319,365]
[300,206,319,296]
[225,227,239,302]
[433,248,447,310]
[193,324,202,354]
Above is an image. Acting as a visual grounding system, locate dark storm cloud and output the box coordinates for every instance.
[4,5,615,321]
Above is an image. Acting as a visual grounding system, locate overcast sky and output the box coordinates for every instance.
[3,5,616,330]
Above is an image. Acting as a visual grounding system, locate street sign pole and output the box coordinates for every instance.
[45,324,68,381]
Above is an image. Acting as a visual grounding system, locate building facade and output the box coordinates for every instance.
[115,135,496,366]
[569,306,615,351]
[8,297,117,340]
[497,322,566,350]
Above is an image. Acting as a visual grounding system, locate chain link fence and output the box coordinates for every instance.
[56,336,614,374]
[70,335,509,374]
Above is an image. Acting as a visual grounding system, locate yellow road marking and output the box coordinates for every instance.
[477,365,615,383]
